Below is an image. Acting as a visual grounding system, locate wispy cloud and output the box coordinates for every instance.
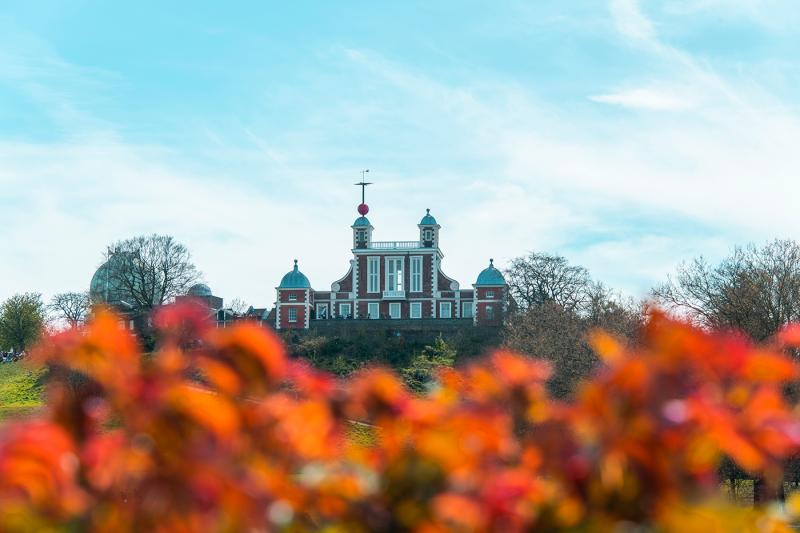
[1,2,799,305]
[609,0,656,43]
[662,0,800,30]
[590,88,693,111]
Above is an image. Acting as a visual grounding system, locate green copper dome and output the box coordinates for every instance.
[352,216,371,227]
[89,253,131,304]
[188,283,213,297]
[279,260,312,289]
[420,208,437,226]
[475,259,506,286]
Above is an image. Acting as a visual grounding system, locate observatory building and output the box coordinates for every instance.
[274,188,509,330]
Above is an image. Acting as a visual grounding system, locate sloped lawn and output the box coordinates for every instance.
[0,362,44,422]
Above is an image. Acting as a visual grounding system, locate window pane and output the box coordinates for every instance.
[368,302,379,319]
[386,259,395,291]
[368,257,379,293]
[410,302,421,319]
[389,303,401,319]
[439,302,451,318]
[411,257,422,292]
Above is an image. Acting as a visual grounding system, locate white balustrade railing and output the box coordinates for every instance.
[369,241,419,249]
[382,290,406,298]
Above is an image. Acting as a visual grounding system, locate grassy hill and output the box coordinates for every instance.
[0,362,44,422]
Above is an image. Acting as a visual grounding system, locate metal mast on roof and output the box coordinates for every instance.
[355,169,372,204]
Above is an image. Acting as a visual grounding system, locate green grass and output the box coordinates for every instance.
[0,362,44,422]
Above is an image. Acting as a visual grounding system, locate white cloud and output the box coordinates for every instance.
[590,88,694,111]
[3,7,800,306]
[328,48,800,295]
[609,0,656,43]
[662,0,800,30]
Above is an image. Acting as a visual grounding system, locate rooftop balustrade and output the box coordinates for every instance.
[368,241,420,249]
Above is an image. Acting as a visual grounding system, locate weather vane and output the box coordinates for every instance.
[354,169,372,215]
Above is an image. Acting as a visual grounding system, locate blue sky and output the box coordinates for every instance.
[2,0,800,307]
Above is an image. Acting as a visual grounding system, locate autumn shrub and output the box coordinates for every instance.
[1,303,800,531]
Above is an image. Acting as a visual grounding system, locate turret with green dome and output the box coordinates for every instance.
[475,258,506,286]
[418,208,441,248]
[279,260,312,289]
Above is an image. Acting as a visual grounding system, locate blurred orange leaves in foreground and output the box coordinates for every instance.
[2,305,800,531]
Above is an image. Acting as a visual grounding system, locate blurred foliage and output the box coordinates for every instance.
[1,304,800,531]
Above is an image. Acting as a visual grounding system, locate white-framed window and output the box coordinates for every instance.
[410,302,422,319]
[410,256,422,292]
[288,308,298,322]
[439,302,452,319]
[316,304,328,319]
[486,291,495,299]
[367,256,380,293]
[129,319,135,330]
[486,305,494,320]
[288,294,297,301]
[367,302,379,319]
[462,302,474,318]
[339,303,352,318]
[389,302,401,319]
[386,257,404,292]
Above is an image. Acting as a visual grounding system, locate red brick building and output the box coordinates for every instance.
[275,201,508,330]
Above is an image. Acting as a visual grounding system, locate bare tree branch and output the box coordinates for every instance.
[50,292,91,329]
[652,239,800,340]
[96,234,201,312]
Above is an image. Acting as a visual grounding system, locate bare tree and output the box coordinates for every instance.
[505,252,593,313]
[503,253,642,397]
[50,291,91,329]
[653,239,800,341]
[100,234,201,312]
[228,298,249,315]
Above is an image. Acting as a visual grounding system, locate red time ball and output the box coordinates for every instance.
[358,203,369,216]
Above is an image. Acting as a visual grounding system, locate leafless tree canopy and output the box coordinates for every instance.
[50,291,91,328]
[105,234,201,311]
[505,252,593,314]
[503,252,642,397]
[652,239,800,341]
[228,298,249,315]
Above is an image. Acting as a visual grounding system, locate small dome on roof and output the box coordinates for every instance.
[279,260,312,289]
[352,216,371,227]
[475,259,506,286]
[188,283,213,297]
[420,208,437,226]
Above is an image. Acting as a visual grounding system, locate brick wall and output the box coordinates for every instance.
[278,304,306,329]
